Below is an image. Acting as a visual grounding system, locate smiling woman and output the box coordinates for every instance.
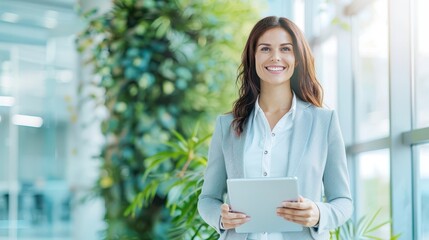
[198,16,352,240]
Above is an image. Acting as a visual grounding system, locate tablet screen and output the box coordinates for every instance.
[226,177,302,233]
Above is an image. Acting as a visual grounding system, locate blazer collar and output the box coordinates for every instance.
[232,97,313,178]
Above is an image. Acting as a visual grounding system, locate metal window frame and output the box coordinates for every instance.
[307,0,429,239]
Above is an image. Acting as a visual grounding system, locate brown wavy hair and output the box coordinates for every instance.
[231,16,323,135]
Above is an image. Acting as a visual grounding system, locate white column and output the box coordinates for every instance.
[70,48,106,240]
[388,0,413,239]
[336,1,356,220]
[70,1,113,239]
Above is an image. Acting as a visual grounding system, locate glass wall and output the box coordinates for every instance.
[353,0,389,142]
[308,0,429,239]
[0,1,93,239]
[314,36,338,110]
[0,39,76,240]
[356,149,391,238]
[414,0,429,128]
[417,144,429,239]
[310,0,337,37]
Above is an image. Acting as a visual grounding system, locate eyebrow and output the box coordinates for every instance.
[257,43,293,47]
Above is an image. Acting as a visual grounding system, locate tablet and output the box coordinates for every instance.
[226,177,302,233]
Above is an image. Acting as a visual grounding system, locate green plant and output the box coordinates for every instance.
[330,209,401,240]
[76,0,262,238]
[127,124,218,239]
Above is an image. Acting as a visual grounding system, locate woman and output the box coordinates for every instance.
[198,16,353,240]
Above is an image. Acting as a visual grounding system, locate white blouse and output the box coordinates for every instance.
[243,93,296,240]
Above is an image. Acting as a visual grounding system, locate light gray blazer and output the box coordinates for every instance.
[198,98,353,240]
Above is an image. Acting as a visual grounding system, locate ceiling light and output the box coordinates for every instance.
[0,96,15,107]
[44,18,58,29]
[44,10,58,29]
[1,12,19,23]
[56,70,73,83]
[12,114,43,128]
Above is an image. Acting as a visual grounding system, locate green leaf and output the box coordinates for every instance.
[152,16,171,38]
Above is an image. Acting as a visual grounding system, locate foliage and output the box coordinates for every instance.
[76,0,262,238]
[330,209,401,240]
[127,124,218,239]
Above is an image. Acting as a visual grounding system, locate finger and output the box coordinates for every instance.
[223,216,250,225]
[277,208,312,218]
[222,211,248,219]
[286,216,315,227]
[276,210,315,226]
[221,203,230,212]
[221,205,248,219]
[222,216,251,229]
[281,200,311,210]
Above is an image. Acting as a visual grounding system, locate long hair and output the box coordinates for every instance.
[231,16,323,135]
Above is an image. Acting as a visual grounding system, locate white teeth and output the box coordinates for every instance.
[266,67,284,71]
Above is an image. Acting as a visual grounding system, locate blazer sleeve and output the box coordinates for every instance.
[312,111,353,236]
[198,116,228,234]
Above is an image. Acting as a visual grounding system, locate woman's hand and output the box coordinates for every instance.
[220,203,250,230]
[276,196,320,227]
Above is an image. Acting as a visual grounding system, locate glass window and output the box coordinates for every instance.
[314,36,338,110]
[417,144,429,239]
[414,0,429,128]
[312,0,337,36]
[266,0,292,19]
[293,0,305,32]
[356,149,391,238]
[0,39,76,239]
[353,0,389,142]
[0,48,12,237]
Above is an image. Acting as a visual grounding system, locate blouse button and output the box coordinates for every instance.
[272,133,275,137]
[264,150,268,154]
[263,172,267,176]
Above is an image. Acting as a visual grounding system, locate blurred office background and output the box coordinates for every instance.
[0,0,428,239]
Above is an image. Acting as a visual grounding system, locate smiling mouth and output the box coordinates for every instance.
[265,66,286,72]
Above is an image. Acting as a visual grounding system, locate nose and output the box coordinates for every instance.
[271,52,280,62]
[271,57,280,62]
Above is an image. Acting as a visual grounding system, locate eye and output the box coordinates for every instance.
[281,46,292,52]
[260,47,270,52]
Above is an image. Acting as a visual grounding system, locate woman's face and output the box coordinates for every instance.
[255,27,296,87]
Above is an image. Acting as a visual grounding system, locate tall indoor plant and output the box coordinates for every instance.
[77,0,261,238]
[127,125,217,239]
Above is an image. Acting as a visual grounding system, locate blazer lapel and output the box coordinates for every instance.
[287,99,313,177]
[221,114,248,179]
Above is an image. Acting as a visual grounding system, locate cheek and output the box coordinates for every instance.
[255,65,263,79]
[286,55,296,67]
[255,55,265,77]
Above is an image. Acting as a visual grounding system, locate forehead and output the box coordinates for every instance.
[257,27,293,44]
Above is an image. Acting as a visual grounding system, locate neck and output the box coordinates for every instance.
[259,82,293,113]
